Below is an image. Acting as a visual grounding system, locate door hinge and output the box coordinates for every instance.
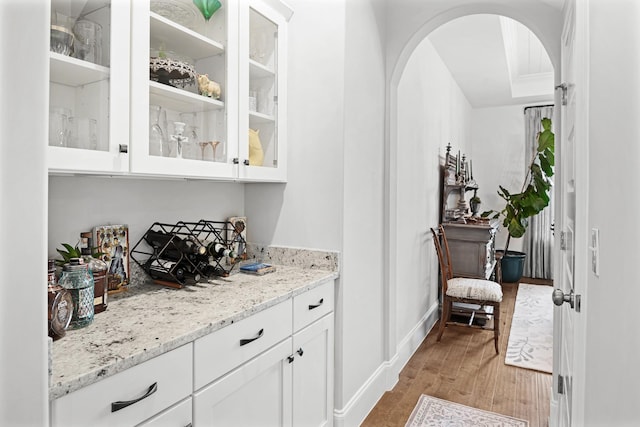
[556,83,568,106]
[557,375,565,394]
[560,231,567,250]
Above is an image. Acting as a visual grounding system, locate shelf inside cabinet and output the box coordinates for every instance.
[50,52,110,86]
[249,111,275,124]
[149,80,224,113]
[249,59,275,78]
[150,12,224,61]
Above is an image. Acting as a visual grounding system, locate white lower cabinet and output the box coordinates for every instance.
[51,344,192,427]
[292,313,334,427]
[51,280,335,427]
[193,338,293,426]
[135,397,192,427]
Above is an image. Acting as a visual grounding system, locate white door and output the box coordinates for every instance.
[193,338,293,427]
[552,0,587,425]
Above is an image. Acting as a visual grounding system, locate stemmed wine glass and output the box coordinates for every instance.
[198,141,210,161]
[179,112,198,159]
[209,140,221,161]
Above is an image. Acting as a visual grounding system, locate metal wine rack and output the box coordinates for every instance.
[131,220,247,287]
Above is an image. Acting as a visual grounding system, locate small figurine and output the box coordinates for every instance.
[197,74,221,99]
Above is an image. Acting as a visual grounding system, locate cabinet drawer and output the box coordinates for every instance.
[293,280,334,332]
[194,299,292,390]
[51,344,192,427]
[136,397,191,427]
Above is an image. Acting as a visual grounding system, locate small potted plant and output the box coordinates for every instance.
[482,117,555,282]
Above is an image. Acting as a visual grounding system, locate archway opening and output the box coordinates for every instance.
[389,10,557,391]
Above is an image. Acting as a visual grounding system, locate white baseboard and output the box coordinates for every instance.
[333,301,440,427]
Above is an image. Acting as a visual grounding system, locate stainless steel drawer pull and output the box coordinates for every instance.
[240,328,264,346]
[111,382,158,413]
[308,298,324,310]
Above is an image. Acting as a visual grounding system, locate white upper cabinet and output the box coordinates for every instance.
[48,0,131,174]
[130,0,292,181]
[130,0,238,179]
[238,0,290,182]
[49,0,291,181]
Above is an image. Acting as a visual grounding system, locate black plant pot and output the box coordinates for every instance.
[498,250,526,283]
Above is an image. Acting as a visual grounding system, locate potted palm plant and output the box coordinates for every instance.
[482,117,555,282]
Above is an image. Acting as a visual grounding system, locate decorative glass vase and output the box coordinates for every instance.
[59,258,94,329]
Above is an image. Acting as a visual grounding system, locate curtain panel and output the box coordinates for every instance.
[522,105,554,280]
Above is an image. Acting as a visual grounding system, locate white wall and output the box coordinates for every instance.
[340,0,386,419]
[246,1,390,424]
[244,0,345,251]
[470,104,529,251]
[582,0,640,425]
[0,1,49,425]
[48,176,244,258]
[396,37,472,346]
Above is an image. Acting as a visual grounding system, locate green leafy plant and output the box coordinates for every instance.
[56,242,105,267]
[482,117,555,251]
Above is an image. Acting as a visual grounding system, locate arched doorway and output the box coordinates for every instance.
[382,1,563,424]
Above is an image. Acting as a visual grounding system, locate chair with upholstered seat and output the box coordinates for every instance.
[430,225,503,354]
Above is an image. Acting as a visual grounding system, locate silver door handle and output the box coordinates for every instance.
[552,288,581,312]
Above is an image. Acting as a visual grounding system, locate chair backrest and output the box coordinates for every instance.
[430,225,454,293]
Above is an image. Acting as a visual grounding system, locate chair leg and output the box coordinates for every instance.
[437,297,450,342]
[493,302,500,354]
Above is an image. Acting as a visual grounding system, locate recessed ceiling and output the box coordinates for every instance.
[428,14,554,108]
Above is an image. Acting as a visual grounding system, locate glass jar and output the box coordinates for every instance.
[59,258,94,329]
[82,251,108,314]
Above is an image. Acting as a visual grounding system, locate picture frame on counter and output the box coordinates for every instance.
[94,224,130,294]
[227,216,247,264]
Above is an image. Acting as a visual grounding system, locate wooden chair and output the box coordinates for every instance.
[430,225,503,354]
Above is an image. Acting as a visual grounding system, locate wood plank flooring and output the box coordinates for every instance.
[362,281,552,427]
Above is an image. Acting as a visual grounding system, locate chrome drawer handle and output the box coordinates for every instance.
[111,382,158,413]
[308,298,324,310]
[240,328,264,346]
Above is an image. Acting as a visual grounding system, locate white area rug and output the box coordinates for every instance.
[405,394,528,427]
[504,283,553,373]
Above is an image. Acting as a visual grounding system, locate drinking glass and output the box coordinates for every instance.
[248,91,258,112]
[179,112,199,160]
[49,107,71,147]
[72,118,98,150]
[73,19,103,65]
[50,12,74,56]
[149,105,164,157]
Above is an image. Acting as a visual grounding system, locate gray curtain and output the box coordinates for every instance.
[522,105,554,279]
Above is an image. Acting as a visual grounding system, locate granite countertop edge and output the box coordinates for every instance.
[49,267,338,400]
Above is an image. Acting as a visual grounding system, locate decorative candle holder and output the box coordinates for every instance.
[171,122,188,159]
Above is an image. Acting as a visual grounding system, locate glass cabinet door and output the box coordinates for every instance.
[48,0,130,174]
[238,0,289,182]
[129,0,236,179]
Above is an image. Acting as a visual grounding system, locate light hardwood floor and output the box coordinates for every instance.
[362,281,552,427]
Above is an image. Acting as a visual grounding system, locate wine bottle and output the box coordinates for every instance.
[206,241,237,259]
[145,230,206,261]
[147,256,202,284]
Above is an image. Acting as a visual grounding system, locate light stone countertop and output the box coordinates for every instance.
[50,265,338,400]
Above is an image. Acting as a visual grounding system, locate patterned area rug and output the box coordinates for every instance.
[405,395,528,427]
[504,283,553,373]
